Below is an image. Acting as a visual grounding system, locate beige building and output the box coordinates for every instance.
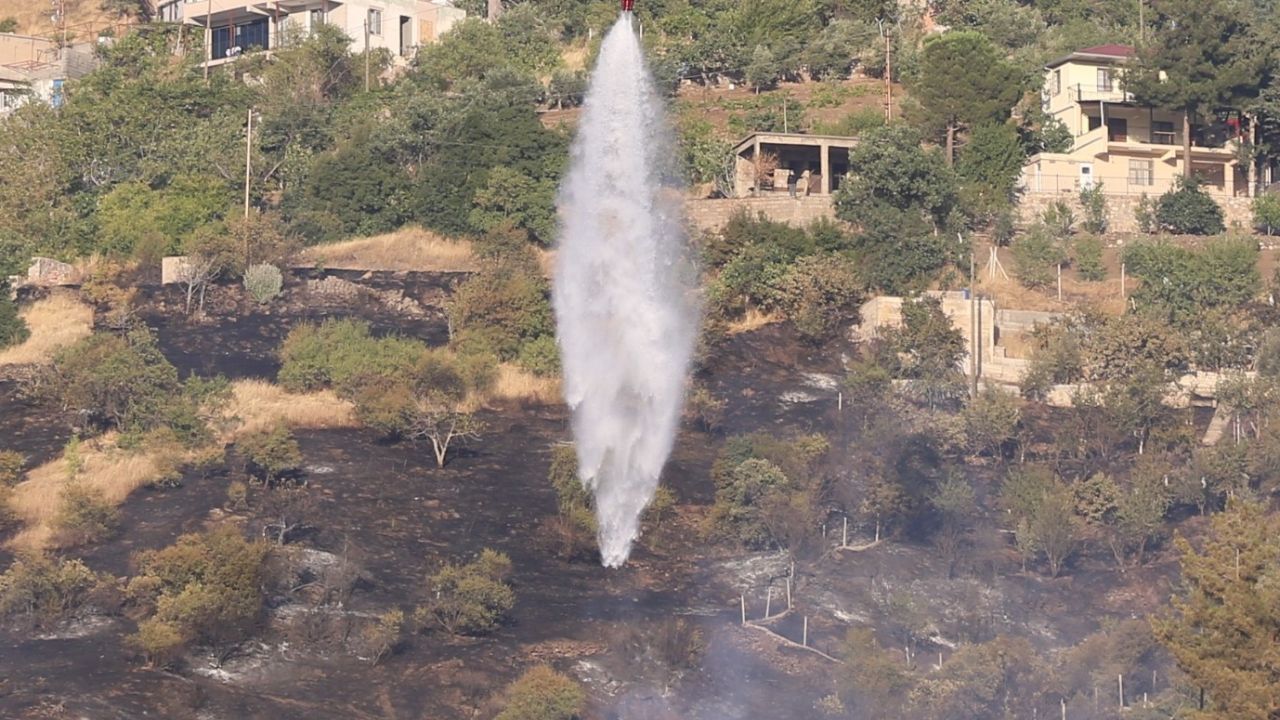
[155,0,465,67]
[0,33,99,115]
[1021,44,1256,198]
[731,131,858,198]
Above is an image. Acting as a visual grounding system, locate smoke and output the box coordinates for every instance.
[553,16,699,568]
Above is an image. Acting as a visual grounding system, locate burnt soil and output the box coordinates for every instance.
[0,277,1185,719]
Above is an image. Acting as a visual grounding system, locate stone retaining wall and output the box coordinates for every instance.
[1017,191,1254,233]
[686,196,835,233]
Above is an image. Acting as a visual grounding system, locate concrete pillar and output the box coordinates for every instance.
[820,141,831,194]
[752,136,761,197]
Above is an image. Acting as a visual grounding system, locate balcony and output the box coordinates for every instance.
[1072,83,1133,104]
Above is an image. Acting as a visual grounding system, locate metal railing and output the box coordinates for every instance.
[1072,83,1133,104]
[1019,174,1243,197]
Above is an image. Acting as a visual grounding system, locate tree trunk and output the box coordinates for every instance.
[1182,109,1192,179]
[945,122,956,166]
[432,438,447,468]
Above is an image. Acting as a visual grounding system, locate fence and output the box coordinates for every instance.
[1019,173,1240,198]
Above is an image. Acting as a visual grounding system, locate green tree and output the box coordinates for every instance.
[1153,501,1280,719]
[931,474,977,577]
[745,44,782,92]
[494,665,586,720]
[1011,224,1068,289]
[882,296,968,407]
[1254,193,1280,235]
[96,175,232,261]
[0,282,29,349]
[237,422,302,486]
[1126,0,1260,179]
[962,386,1022,459]
[768,253,863,342]
[469,166,557,244]
[956,122,1025,217]
[909,31,1025,165]
[1074,234,1106,281]
[1002,466,1080,576]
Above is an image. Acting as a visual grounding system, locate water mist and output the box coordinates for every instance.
[553,15,699,568]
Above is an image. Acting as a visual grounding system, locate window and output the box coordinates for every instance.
[1152,121,1175,145]
[310,8,325,31]
[1053,69,1061,96]
[1128,159,1153,186]
[1097,68,1113,92]
[1087,115,1101,132]
[212,25,233,58]
[237,17,269,51]
[367,8,382,36]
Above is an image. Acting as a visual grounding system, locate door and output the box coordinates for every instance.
[1106,117,1128,142]
[1079,164,1094,189]
[399,15,411,56]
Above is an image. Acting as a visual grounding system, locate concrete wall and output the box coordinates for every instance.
[686,196,835,233]
[1016,190,1255,233]
[855,292,997,375]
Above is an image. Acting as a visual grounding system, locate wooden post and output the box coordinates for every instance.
[1121,263,1126,300]
[1057,263,1062,301]
[1061,697,1067,720]
[969,252,978,398]
[1118,674,1124,709]
[842,517,848,547]
[765,586,772,618]
[243,109,253,221]
[786,577,792,610]
[740,594,746,625]
[802,616,808,647]
[837,391,843,412]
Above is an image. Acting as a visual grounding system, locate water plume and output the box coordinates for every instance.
[553,15,699,568]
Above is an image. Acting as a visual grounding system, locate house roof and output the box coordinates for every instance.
[1046,44,1136,69]
[731,131,860,155]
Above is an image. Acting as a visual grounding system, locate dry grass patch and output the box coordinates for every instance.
[0,292,93,366]
[727,308,782,334]
[4,380,358,551]
[298,227,479,273]
[222,379,358,437]
[489,364,562,406]
[7,433,166,550]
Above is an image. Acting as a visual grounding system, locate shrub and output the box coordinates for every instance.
[0,450,24,485]
[516,335,560,377]
[1012,225,1067,289]
[1156,178,1224,235]
[277,318,423,396]
[1040,200,1075,238]
[684,386,726,433]
[46,329,208,436]
[0,553,100,627]
[494,665,586,720]
[52,483,120,547]
[1079,182,1108,234]
[417,548,515,635]
[127,526,269,658]
[768,253,864,343]
[0,283,29,349]
[129,617,186,668]
[1254,193,1280,236]
[362,609,404,666]
[243,263,284,304]
[1074,234,1106,281]
[238,421,302,486]
[447,259,553,361]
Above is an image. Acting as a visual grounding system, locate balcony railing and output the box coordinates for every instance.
[1072,83,1133,104]
[1019,173,1243,197]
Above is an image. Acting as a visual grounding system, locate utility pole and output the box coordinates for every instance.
[243,108,253,222]
[363,17,370,92]
[1138,0,1145,44]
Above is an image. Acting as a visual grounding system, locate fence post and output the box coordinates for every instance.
[802,616,808,647]
[740,594,746,625]
[764,586,772,619]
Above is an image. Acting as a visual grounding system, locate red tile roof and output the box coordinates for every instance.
[1078,44,1136,57]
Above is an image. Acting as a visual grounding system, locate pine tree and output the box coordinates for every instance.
[1152,501,1280,718]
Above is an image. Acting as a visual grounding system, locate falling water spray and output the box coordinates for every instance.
[553,14,699,568]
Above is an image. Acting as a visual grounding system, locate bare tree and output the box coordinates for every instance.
[261,485,316,545]
[406,397,484,468]
[180,228,237,315]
